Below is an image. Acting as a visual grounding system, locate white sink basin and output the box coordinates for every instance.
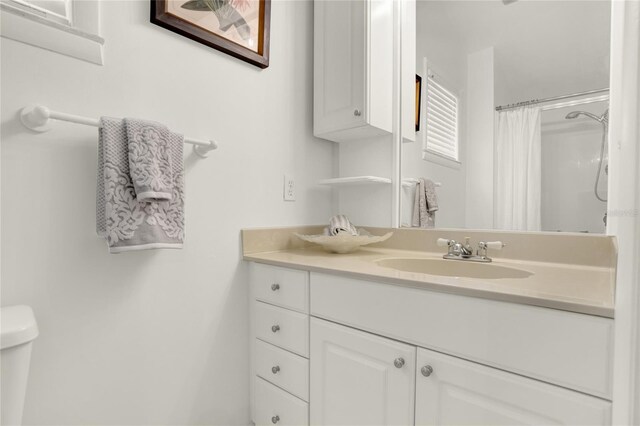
[376,258,533,279]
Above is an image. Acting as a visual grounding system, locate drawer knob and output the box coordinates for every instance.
[421,365,434,377]
[394,358,405,368]
[271,415,280,424]
[354,109,362,117]
[271,325,280,333]
[271,283,280,291]
[271,365,280,374]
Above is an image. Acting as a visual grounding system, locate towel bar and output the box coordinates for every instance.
[19,104,218,158]
[402,178,442,188]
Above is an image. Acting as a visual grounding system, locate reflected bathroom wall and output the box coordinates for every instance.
[541,101,608,233]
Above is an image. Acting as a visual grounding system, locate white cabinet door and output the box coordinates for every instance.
[415,348,612,426]
[310,318,415,426]
[313,0,393,142]
[314,0,366,136]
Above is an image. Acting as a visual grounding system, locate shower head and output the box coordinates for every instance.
[565,111,583,119]
[565,110,608,124]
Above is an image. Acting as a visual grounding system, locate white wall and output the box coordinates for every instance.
[338,135,394,227]
[0,1,334,424]
[465,47,495,230]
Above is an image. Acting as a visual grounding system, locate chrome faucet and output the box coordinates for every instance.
[437,238,505,263]
[448,237,473,257]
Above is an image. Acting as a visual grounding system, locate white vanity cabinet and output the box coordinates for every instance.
[249,262,614,426]
[313,0,393,142]
[310,318,416,426]
[308,319,611,426]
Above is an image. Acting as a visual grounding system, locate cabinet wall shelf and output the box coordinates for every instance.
[318,176,392,186]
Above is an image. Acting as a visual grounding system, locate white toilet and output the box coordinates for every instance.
[1,305,39,426]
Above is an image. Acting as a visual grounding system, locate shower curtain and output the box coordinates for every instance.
[495,106,542,231]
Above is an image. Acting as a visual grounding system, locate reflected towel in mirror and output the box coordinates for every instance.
[412,178,438,228]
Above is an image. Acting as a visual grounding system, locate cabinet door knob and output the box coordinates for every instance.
[271,283,280,291]
[394,358,405,368]
[421,365,434,377]
[354,109,362,117]
[271,415,280,424]
[272,365,280,374]
[271,325,280,333]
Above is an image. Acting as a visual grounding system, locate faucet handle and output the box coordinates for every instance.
[484,241,505,250]
[437,238,456,256]
[437,238,453,247]
[477,241,505,258]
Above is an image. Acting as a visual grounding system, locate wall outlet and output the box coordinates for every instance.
[284,175,296,201]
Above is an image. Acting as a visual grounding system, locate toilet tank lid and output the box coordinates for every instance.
[1,305,39,350]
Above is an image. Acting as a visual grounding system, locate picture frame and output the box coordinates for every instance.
[415,74,422,132]
[150,0,271,69]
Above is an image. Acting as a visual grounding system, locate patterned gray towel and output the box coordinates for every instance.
[423,178,439,212]
[96,117,185,253]
[412,178,436,228]
[124,119,176,202]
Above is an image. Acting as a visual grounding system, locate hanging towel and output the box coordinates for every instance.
[412,178,438,228]
[328,215,358,236]
[124,119,176,202]
[423,179,439,212]
[96,117,185,253]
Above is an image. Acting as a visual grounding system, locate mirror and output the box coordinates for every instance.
[400,0,611,233]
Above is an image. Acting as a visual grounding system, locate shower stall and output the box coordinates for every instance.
[494,88,610,234]
[540,101,609,233]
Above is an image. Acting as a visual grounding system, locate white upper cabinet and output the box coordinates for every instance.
[310,318,415,426]
[313,0,393,143]
[415,347,612,426]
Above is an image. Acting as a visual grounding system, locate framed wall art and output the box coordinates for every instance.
[416,74,422,132]
[151,0,271,68]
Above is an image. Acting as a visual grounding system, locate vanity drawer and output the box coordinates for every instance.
[254,376,308,426]
[255,301,309,357]
[255,339,309,401]
[310,272,614,399]
[251,263,309,313]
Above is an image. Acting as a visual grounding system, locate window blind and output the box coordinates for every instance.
[424,73,459,162]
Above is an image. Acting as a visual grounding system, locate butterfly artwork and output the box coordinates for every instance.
[151,0,271,68]
[180,0,252,41]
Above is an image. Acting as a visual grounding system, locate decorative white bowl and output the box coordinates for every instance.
[294,229,393,254]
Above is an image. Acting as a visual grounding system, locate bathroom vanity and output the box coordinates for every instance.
[244,227,616,425]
